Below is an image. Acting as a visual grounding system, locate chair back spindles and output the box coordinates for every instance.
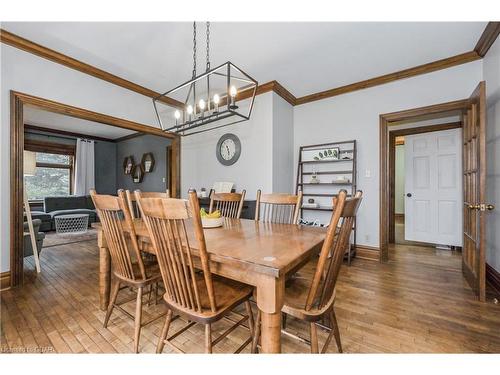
[255,190,303,224]
[136,191,217,314]
[305,190,363,311]
[124,189,170,219]
[209,190,246,219]
[91,190,147,281]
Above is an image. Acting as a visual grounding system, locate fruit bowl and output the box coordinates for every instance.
[201,217,224,228]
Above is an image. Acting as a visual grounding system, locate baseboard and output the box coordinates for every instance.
[355,245,380,261]
[486,263,500,297]
[0,271,11,291]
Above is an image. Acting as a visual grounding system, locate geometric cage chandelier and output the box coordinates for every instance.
[153,22,258,136]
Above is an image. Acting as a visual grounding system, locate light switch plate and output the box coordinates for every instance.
[365,169,371,178]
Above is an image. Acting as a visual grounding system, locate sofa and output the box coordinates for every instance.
[25,211,52,232]
[23,219,45,257]
[29,195,98,231]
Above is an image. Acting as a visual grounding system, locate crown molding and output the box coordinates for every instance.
[0,29,183,108]
[24,123,117,142]
[2,23,496,110]
[294,51,480,106]
[474,22,500,57]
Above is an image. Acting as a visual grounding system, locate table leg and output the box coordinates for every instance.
[98,229,111,311]
[260,311,281,353]
[99,246,111,310]
[255,275,284,353]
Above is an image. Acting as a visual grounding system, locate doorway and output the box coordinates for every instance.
[389,122,463,248]
[379,81,492,301]
[10,91,180,288]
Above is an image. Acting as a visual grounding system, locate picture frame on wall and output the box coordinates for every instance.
[123,156,134,175]
[131,164,144,183]
[141,152,155,173]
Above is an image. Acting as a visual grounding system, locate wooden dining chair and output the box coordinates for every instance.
[209,190,246,218]
[252,190,363,354]
[135,191,256,354]
[255,190,303,224]
[124,189,170,219]
[90,189,166,353]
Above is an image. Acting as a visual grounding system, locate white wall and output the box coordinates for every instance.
[484,36,500,273]
[181,93,274,199]
[272,94,294,193]
[395,144,405,214]
[0,44,162,272]
[294,61,483,248]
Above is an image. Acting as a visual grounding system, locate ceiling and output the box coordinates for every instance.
[24,107,136,139]
[2,22,487,98]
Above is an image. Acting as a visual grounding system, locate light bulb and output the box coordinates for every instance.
[230,85,237,98]
[187,105,193,115]
[198,99,206,111]
[174,110,181,119]
[213,94,220,104]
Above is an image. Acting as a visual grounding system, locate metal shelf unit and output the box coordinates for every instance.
[295,140,357,265]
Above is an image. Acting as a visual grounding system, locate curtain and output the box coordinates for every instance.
[74,138,95,196]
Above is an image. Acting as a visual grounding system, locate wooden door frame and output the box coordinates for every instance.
[379,98,471,262]
[10,90,181,287]
[388,121,463,245]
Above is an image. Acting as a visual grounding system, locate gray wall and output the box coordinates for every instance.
[94,140,117,194]
[24,130,117,194]
[116,134,172,192]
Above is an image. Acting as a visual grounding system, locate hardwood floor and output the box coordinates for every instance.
[1,238,500,353]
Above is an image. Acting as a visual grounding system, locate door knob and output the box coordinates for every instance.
[486,204,495,211]
[406,193,412,197]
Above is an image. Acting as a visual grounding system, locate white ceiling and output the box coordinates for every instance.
[3,22,486,98]
[24,106,136,139]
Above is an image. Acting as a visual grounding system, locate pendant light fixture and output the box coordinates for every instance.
[153,22,258,136]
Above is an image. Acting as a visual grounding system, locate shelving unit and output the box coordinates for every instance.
[295,140,357,264]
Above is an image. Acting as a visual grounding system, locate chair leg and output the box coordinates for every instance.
[244,301,255,337]
[147,284,153,306]
[103,280,120,328]
[330,308,343,353]
[133,287,143,353]
[156,309,172,354]
[282,312,288,329]
[251,309,261,353]
[154,282,159,305]
[205,324,212,354]
[310,322,319,354]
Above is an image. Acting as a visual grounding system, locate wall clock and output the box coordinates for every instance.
[216,133,241,166]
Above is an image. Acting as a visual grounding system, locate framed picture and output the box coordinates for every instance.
[141,152,155,173]
[315,147,340,160]
[123,156,134,175]
[131,164,144,183]
[331,147,340,160]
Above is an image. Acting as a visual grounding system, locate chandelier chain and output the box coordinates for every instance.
[192,21,197,78]
[206,22,210,71]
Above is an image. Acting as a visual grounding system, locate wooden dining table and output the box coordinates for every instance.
[94,218,326,353]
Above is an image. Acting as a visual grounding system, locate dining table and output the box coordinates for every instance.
[93,217,326,353]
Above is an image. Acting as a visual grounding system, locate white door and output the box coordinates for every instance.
[404,128,463,246]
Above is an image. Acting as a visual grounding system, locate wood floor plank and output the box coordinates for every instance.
[2,237,500,353]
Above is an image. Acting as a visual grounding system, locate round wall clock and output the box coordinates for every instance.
[216,133,241,166]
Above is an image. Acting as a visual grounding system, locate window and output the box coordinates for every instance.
[24,140,75,200]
